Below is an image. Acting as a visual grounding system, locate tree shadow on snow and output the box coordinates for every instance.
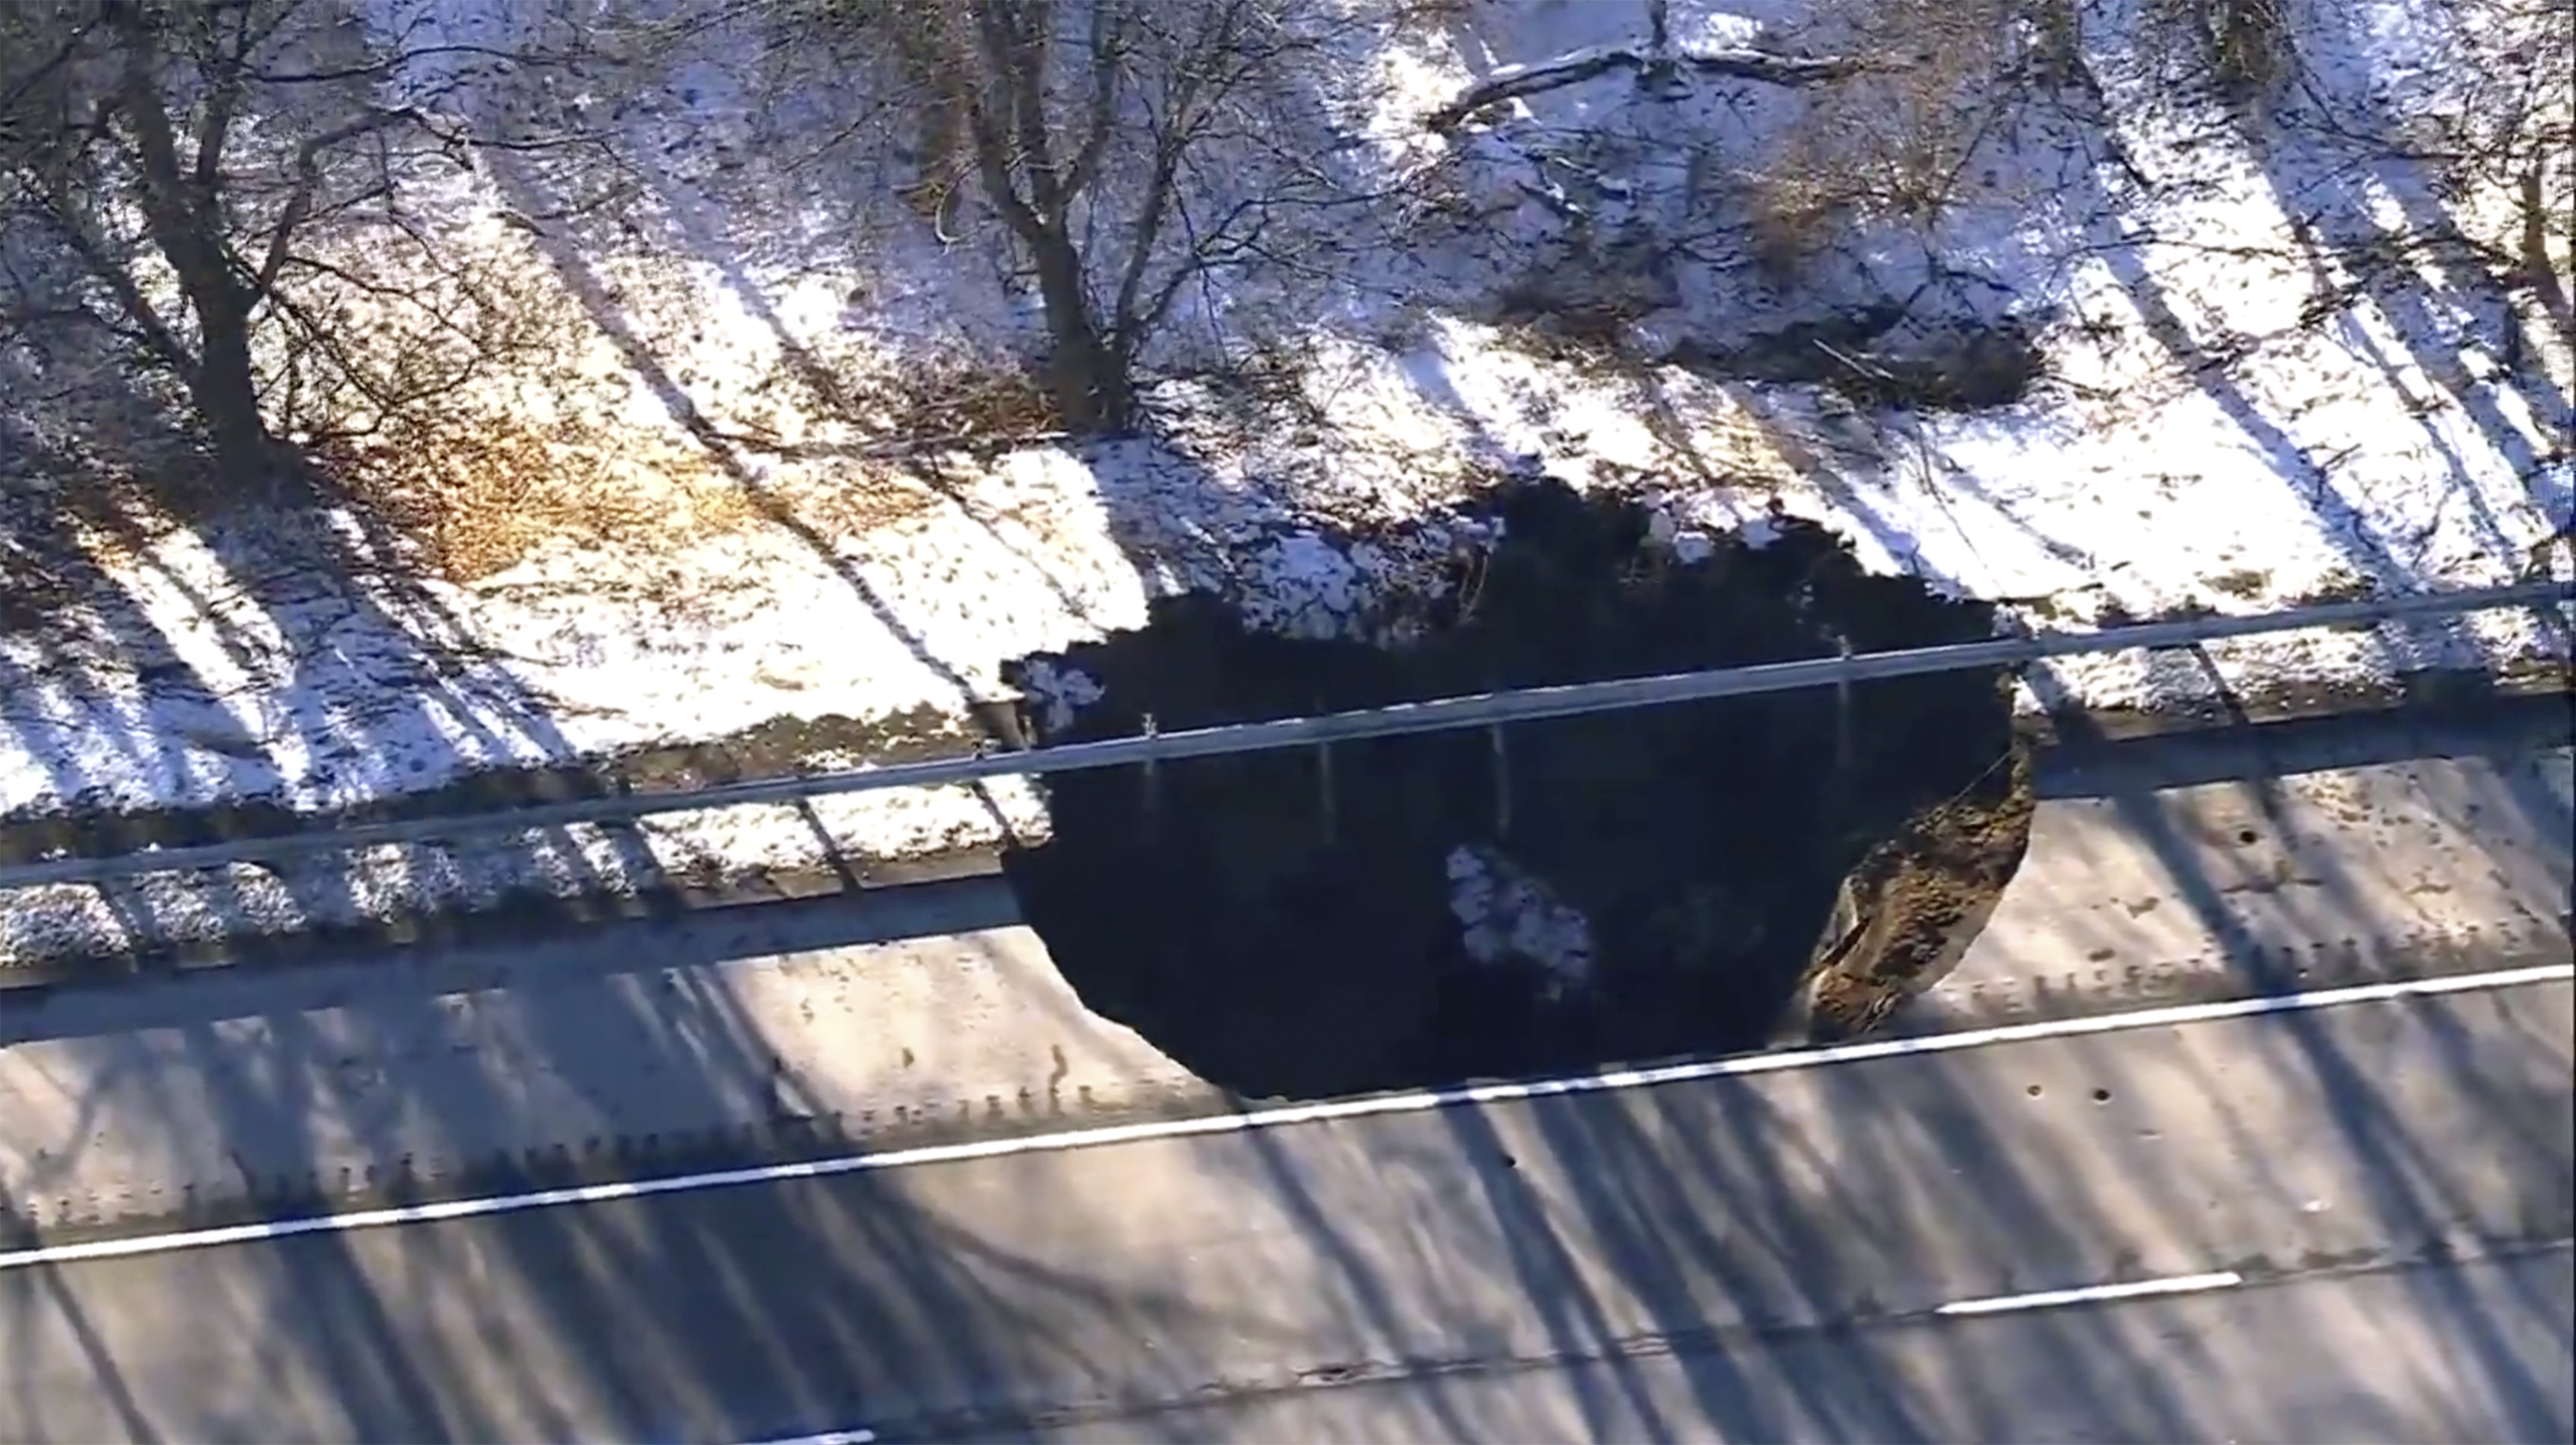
[0,339,659,976]
[2233,5,2572,626]
[2063,29,2569,665]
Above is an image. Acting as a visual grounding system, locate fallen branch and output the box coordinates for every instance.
[1425,42,1867,133]
[706,424,1080,463]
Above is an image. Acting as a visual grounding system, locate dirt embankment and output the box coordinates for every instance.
[1793,746,2037,1044]
[1003,477,2038,1100]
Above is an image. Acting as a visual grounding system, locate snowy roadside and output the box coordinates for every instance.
[5,294,2570,970]
[3,391,2563,975]
[4,0,2573,970]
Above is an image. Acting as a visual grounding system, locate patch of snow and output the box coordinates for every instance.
[1446,843,1597,1002]
[1016,660,1106,737]
[0,446,1154,818]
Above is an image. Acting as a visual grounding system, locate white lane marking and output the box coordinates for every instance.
[732,1269,2252,1442]
[1,960,2565,1272]
[1936,1270,2246,1317]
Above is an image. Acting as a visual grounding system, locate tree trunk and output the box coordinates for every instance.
[1025,219,1133,434]
[187,290,283,496]
[2519,163,2573,342]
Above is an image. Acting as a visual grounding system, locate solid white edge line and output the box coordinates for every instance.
[2,960,2567,1273]
[739,1432,875,1445]
[1935,1269,2247,1317]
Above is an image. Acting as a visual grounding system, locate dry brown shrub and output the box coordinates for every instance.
[318,414,758,581]
[1744,0,2048,278]
[2139,0,2300,105]
[866,355,1066,441]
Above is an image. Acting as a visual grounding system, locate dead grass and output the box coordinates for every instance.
[1743,176,1852,282]
[11,352,1061,595]
[315,414,766,582]
[863,354,1065,442]
[756,463,954,540]
[2206,566,2273,599]
[1480,276,1668,388]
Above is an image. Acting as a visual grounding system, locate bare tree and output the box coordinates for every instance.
[1735,0,2042,275]
[0,0,571,501]
[766,0,1386,434]
[2390,0,2574,338]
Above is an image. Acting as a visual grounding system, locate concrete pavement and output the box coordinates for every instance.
[2,973,2568,1442]
[1907,696,2573,1027]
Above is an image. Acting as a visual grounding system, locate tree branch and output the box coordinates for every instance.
[103,3,232,298]
[985,0,1069,221]
[250,106,424,302]
[1109,82,1213,340]
[191,0,264,201]
[0,22,96,137]
[1127,189,1262,355]
[1104,6,1250,338]
[1059,0,1126,202]
[962,84,1049,251]
[1425,41,1868,133]
[39,178,199,384]
[248,42,588,87]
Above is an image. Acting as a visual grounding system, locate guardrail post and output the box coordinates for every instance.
[1490,722,1512,837]
[1316,738,1338,843]
[1138,713,1161,843]
[1833,629,1855,782]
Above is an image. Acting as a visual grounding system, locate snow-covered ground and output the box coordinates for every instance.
[0,0,2568,961]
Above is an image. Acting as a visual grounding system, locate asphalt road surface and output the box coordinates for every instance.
[4,972,2568,1444]
[1005,1248,2576,1444]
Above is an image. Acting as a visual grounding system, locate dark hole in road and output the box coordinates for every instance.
[1001,477,2036,1101]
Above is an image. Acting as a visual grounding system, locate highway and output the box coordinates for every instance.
[1012,1250,2576,1443]
[4,970,2568,1443]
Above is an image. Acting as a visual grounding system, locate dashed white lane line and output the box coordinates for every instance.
[727,1269,2253,1440]
[1,959,2565,1273]
[1935,1269,2247,1317]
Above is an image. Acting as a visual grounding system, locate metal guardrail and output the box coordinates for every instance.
[1,578,2567,890]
